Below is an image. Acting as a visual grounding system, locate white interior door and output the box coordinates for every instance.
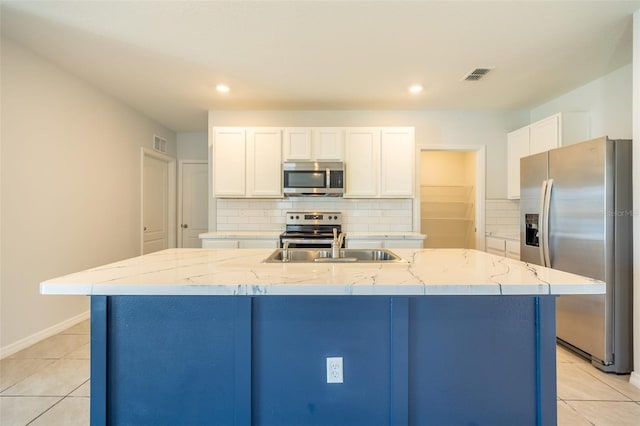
[143,155,169,254]
[180,162,208,248]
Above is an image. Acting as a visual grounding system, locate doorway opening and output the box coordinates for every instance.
[414,145,485,250]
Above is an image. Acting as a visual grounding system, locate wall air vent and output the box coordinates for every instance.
[463,68,493,81]
[153,135,167,153]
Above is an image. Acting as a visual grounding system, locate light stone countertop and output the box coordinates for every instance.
[41,248,603,297]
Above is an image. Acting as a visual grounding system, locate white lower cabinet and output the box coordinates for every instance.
[485,236,521,260]
[485,237,506,256]
[202,238,279,249]
[239,239,279,249]
[346,239,423,249]
[346,240,383,249]
[202,239,240,249]
[505,240,521,260]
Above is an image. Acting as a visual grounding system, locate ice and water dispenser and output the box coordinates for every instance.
[525,214,539,247]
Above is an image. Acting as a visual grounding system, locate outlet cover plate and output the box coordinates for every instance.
[326,357,343,384]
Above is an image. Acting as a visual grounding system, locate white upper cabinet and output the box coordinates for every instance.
[283,127,344,161]
[506,112,589,199]
[246,128,282,197]
[380,127,414,197]
[345,127,415,198]
[283,128,312,160]
[313,128,344,160]
[212,127,282,198]
[529,115,559,155]
[507,126,530,199]
[345,128,379,197]
[213,127,246,197]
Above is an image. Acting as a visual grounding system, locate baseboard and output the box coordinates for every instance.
[0,310,90,359]
[630,371,640,390]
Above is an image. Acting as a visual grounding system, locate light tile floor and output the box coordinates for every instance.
[1,320,639,425]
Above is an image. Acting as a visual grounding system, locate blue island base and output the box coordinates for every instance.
[90,295,557,425]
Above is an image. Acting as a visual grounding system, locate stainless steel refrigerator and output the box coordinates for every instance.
[520,136,633,373]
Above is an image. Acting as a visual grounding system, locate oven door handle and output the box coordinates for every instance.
[281,238,335,244]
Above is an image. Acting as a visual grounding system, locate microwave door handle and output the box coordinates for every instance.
[326,168,331,188]
[538,180,547,267]
[542,178,553,268]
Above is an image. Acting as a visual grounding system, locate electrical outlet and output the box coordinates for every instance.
[326,357,343,384]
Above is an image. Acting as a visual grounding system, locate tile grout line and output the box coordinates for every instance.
[22,375,90,425]
[24,396,66,426]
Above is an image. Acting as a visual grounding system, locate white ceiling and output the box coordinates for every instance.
[2,1,639,132]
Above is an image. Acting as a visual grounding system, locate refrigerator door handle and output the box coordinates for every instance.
[543,178,554,267]
[538,180,548,266]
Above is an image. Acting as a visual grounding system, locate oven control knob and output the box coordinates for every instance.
[290,215,294,220]
[296,215,300,219]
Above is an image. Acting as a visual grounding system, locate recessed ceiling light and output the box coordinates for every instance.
[216,84,230,93]
[409,85,423,94]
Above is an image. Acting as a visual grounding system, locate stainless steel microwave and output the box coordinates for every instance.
[283,162,345,197]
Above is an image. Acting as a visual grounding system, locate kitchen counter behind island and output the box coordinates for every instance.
[41,248,604,426]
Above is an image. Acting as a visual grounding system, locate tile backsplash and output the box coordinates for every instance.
[485,199,520,236]
[216,198,413,232]
[217,198,520,237]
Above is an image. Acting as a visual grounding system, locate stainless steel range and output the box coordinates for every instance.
[279,212,343,249]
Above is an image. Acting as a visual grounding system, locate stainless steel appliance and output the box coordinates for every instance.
[280,212,344,248]
[520,136,633,373]
[283,162,345,197]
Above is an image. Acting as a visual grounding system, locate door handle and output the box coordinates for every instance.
[542,179,553,268]
[538,180,547,266]
[181,224,189,229]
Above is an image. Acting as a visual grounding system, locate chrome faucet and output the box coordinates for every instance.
[332,228,346,259]
[282,240,290,262]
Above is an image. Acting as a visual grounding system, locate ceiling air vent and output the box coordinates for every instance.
[463,67,493,81]
[153,135,167,153]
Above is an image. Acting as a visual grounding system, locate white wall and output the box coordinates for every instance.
[177,132,207,160]
[530,64,633,140]
[0,38,176,354]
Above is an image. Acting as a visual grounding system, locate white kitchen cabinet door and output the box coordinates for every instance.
[344,128,380,197]
[313,128,344,161]
[505,240,521,260]
[213,128,246,197]
[202,239,239,249]
[485,236,506,256]
[530,115,559,155]
[246,128,282,197]
[346,240,383,249]
[380,128,414,197]
[383,239,423,249]
[507,126,530,199]
[283,128,312,160]
[238,239,279,249]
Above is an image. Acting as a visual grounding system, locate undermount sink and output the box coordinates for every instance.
[263,248,406,263]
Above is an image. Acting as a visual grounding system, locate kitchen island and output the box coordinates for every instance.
[41,248,603,426]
